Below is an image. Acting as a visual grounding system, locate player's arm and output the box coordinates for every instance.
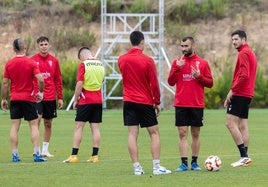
[35,73,44,92]
[168,59,182,86]
[224,90,233,108]
[194,62,213,88]
[54,61,64,108]
[154,104,161,117]
[73,81,83,110]
[231,53,249,93]
[1,77,9,111]
[35,73,44,102]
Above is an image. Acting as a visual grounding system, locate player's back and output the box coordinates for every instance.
[5,56,37,101]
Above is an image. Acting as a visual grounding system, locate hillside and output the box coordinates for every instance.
[1,1,268,67]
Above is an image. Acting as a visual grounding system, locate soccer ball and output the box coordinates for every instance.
[204,155,222,171]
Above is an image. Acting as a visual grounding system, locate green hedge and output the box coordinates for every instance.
[60,60,267,109]
[0,59,267,109]
[61,60,78,108]
[205,67,266,109]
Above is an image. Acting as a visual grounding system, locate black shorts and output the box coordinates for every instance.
[226,96,251,119]
[36,100,57,119]
[75,104,102,123]
[10,101,38,121]
[175,107,203,127]
[123,101,158,128]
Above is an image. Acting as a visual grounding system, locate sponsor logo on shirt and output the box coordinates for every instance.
[85,61,103,66]
[41,72,51,79]
[182,73,195,81]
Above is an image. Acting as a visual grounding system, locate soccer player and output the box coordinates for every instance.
[31,36,63,157]
[63,47,104,163]
[118,31,171,175]
[224,30,257,167]
[168,36,213,171]
[1,38,47,162]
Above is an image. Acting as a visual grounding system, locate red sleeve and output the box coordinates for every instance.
[196,61,213,88]
[32,59,40,75]
[168,59,181,86]
[3,64,9,78]
[76,63,85,81]
[149,61,161,105]
[231,52,249,92]
[54,59,63,99]
[30,55,40,95]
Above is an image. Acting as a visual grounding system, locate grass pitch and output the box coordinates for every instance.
[0,109,267,187]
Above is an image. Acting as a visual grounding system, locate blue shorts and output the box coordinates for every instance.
[175,107,203,127]
[10,101,38,121]
[123,101,158,128]
[226,96,251,119]
[75,104,102,123]
[36,100,57,119]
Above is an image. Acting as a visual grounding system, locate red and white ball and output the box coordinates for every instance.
[204,155,222,171]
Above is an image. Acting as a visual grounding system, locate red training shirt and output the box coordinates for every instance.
[168,52,213,108]
[118,47,160,105]
[31,53,63,101]
[231,44,257,98]
[3,55,40,102]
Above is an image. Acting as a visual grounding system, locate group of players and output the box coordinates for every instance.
[1,29,257,175]
[1,36,62,162]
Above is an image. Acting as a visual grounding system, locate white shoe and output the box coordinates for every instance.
[231,157,252,167]
[153,166,172,175]
[41,152,54,158]
[134,166,145,176]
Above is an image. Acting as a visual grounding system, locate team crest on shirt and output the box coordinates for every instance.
[36,61,40,66]
[195,61,200,69]
[48,60,53,67]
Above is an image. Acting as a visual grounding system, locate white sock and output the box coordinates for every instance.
[42,142,49,153]
[12,149,19,156]
[133,162,141,169]
[153,159,160,169]
[34,147,40,155]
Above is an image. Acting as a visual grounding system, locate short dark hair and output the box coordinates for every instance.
[130,31,144,46]
[78,46,90,59]
[231,30,247,40]
[181,36,195,44]
[37,36,49,44]
[13,38,25,52]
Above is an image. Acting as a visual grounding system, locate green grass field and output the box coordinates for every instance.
[0,109,267,187]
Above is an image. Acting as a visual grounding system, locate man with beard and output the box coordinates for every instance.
[168,36,213,172]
